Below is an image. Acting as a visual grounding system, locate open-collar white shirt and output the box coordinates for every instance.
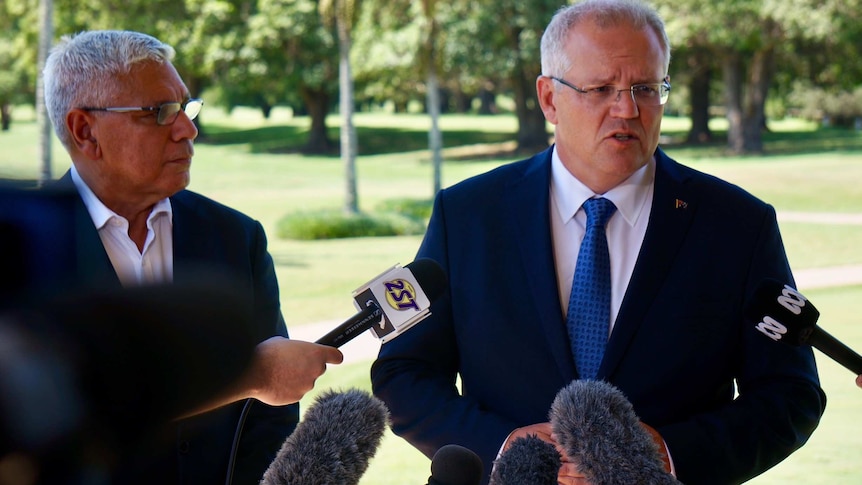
[71,164,174,286]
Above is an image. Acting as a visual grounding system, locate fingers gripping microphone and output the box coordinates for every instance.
[550,380,680,485]
[316,258,447,347]
[489,435,560,485]
[427,444,484,485]
[746,278,862,374]
[260,388,389,485]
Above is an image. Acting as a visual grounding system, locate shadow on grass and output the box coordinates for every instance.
[199,117,862,161]
[660,126,862,159]
[200,122,515,157]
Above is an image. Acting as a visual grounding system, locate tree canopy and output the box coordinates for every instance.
[2,0,861,155]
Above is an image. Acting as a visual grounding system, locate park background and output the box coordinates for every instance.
[2,0,862,483]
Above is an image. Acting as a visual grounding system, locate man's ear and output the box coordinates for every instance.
[536,75,559,126]
[66,108,101,159]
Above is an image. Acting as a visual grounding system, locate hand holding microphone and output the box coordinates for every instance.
[181,338,344,419]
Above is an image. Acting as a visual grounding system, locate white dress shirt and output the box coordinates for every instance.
[71,165,174,286]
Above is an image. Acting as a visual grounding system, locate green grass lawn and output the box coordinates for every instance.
[2,107,861,483]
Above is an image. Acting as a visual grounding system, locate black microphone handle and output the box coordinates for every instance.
[808,326,862,375]
[315,303,383,348]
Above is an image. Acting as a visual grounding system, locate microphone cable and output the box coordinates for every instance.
[224,398,254,485]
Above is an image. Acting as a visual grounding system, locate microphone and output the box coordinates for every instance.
[550,380,680,485]
[489,435,560,485]
[316,258,447,347]
[427,444,484,485]
[260,388,389,485]
[746,278,862,374]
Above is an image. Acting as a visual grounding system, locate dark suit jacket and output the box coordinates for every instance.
[371,146,826,485]
[46,173,298,485]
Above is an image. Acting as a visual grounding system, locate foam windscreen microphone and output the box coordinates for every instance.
[489,435,560,485]
[550,380,680,485]
[746,278,862,374]
[316,258,447,347]
[260,389,389,485]
[426,444,484,485]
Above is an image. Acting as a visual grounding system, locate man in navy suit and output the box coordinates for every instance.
[40,30,342,484]
[371,2,825,484]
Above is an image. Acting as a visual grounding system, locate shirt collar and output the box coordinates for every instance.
[70,164,173,229]
[550,145,655,227]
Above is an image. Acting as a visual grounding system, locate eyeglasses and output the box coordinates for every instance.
[80,98,204,125]
[549,77,671,107]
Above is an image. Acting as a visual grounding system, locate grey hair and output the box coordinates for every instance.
[540,0,671,79]
[43,30,175,149]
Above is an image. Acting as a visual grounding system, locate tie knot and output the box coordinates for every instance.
[583,197,617,228]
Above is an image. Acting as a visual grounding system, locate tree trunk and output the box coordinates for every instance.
[510,53,548,151]
[301,87,333,154]
[723,53,745,154]
[427,68,443,195]
[477,88,496,115]
[337,16,358,214]
[513,82,549,151]
[37,0,54,185]
[686,52,712,144]
[1,103,10,131]
[741,47,774,153]
[723,47,773,154]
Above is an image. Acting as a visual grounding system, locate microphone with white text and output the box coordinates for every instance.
[746,278,862,375]
[316,258,447,347]
[260,388,389,485]
[426,444,484,485]
[550,380,680,485]
[489,434,560,485]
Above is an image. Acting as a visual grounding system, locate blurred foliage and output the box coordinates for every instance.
[2,0,862,146]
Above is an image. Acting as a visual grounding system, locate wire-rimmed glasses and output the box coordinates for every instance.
[80,98,204,125]
[548,77,671,107]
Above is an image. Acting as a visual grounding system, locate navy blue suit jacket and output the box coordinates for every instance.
[371,147,825,484]
[49,173,297,485]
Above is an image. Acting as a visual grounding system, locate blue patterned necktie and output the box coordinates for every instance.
[567,197,617,380]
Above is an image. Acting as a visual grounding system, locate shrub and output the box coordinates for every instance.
[373,198,433,222]
[276,208,426,240]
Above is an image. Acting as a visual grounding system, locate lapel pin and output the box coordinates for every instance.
[674,199,688,209]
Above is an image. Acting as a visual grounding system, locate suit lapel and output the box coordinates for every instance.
[507,148,577,382]
[601,149,696,377]
[169,193,202,285]
[54,172,121,289]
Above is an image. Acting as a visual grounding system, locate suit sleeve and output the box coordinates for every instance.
[657,205,826,484]
[233,220,298,484]
[371,191,518,477]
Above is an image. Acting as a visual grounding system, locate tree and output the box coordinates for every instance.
[0,0,38,132]
[658,0,856,154]
[245,0,338,152]
[320,0,362,214]
[451,0,560,152]
[36,0,52,183]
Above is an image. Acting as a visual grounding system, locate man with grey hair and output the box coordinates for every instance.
[372,1,825,484]
[41,30,342,484]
